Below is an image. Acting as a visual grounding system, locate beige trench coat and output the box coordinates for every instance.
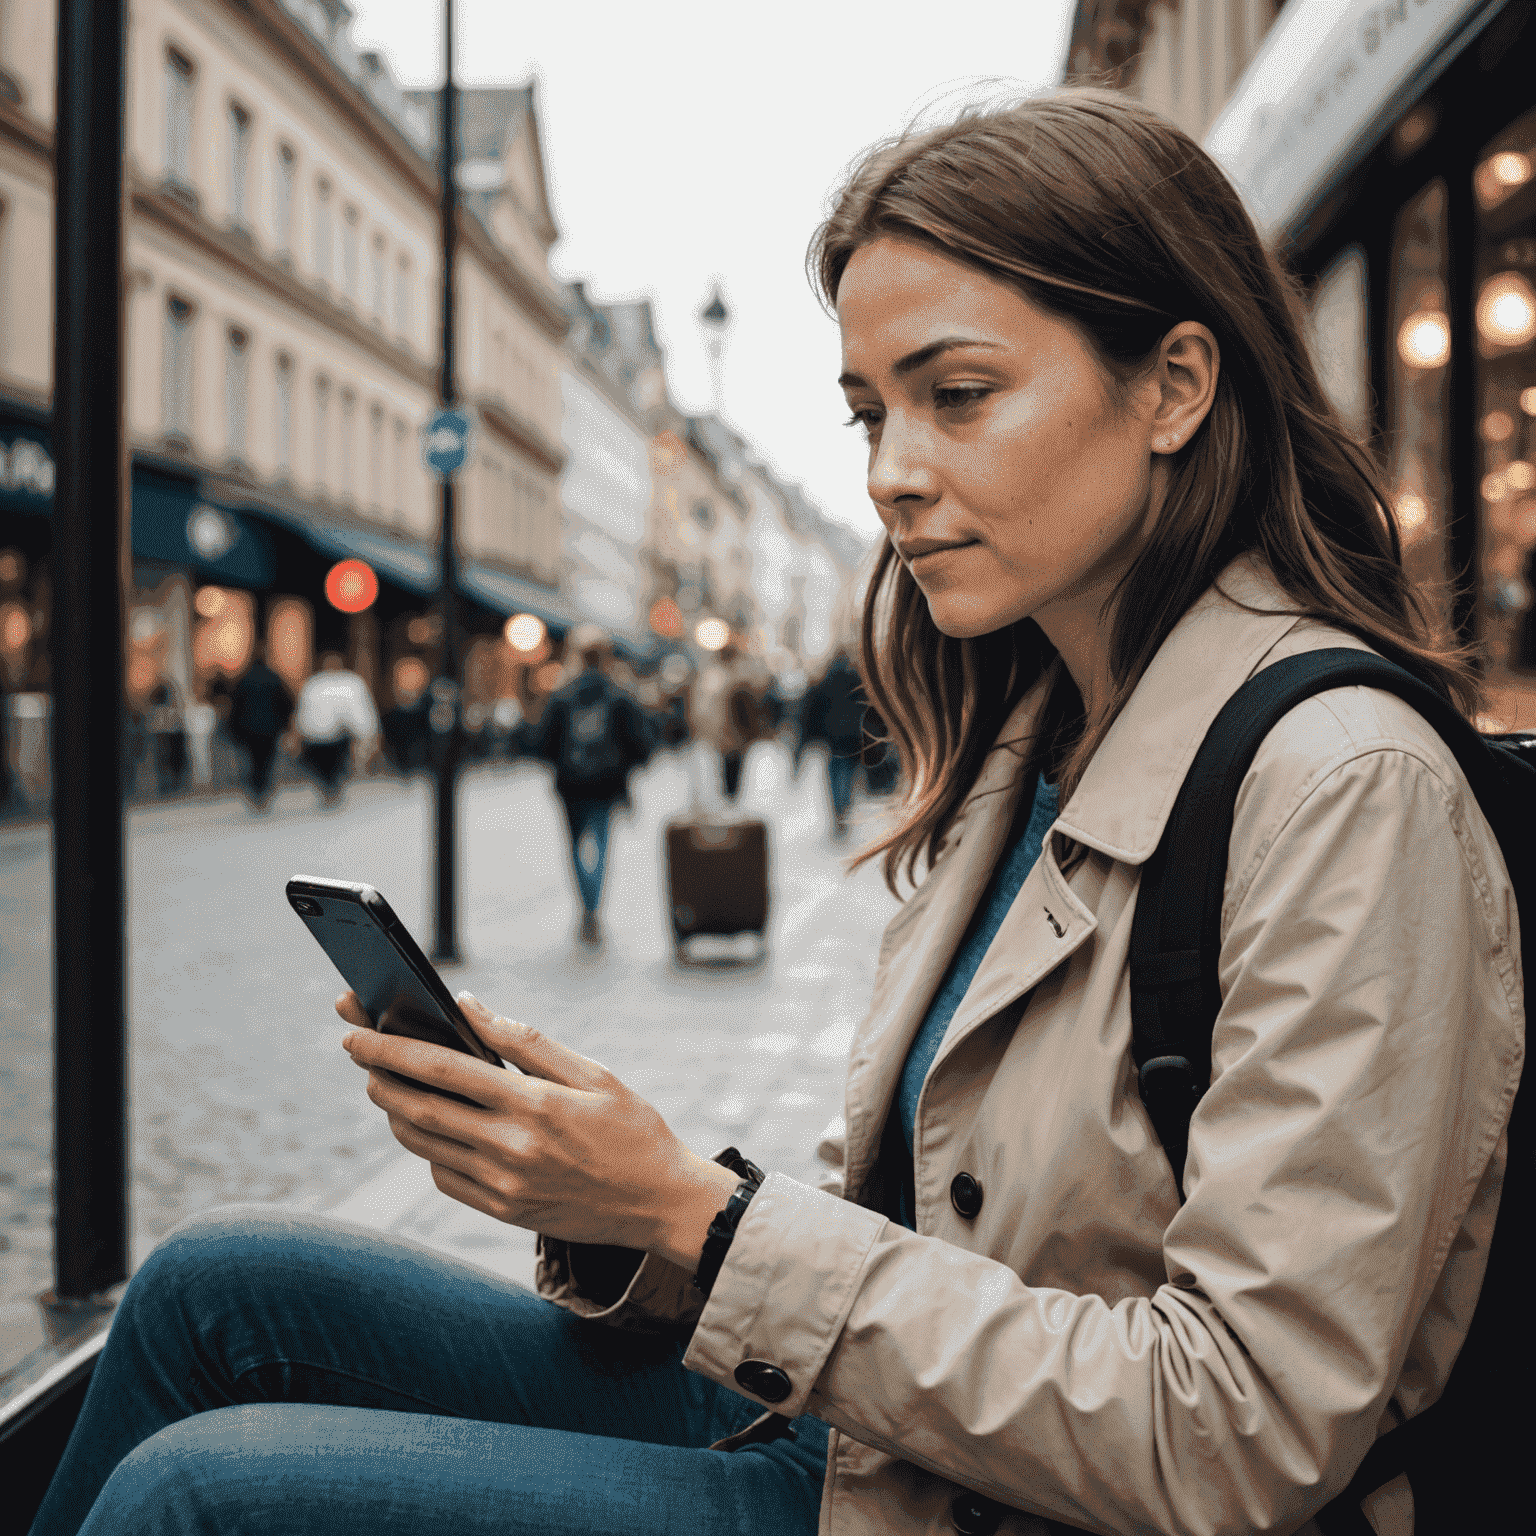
[537,558,1524,1536]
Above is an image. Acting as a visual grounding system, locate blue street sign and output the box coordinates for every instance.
[423,407,473,477]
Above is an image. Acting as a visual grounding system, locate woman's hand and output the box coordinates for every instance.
[335,991,740,1271]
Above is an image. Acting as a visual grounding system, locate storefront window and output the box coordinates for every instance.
[1386,179,1453,634]
[1473,105,1536,676]
[1307,245,1371,441]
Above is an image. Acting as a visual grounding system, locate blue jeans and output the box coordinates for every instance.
[561,796,613,914]
[29,1206,829,1536]
[826,753,857,823]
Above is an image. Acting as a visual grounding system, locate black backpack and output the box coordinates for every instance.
[1130,649,1531,1535]
[556,684,626,784]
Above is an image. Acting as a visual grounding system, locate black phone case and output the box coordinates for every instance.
[287,875,504,1106]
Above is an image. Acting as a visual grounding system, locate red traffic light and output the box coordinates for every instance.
[325,559,378,614]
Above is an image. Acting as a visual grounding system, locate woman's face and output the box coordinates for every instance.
[836,237,1187,648]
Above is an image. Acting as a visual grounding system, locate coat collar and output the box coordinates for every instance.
[1052,555,1304,866]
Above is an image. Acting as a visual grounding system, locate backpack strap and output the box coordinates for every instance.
[1129,646,1497,1534]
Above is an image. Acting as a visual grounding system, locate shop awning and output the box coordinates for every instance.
[218,484,438,596]
[1205,0,1508,241]
[131,466,275,588]
[459,561,574,636]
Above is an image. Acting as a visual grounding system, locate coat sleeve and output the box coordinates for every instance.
[678,739,1523,1536]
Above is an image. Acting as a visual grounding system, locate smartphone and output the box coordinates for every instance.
[287,874,508,1106]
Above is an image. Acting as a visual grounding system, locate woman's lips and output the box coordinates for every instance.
[907,541,976,569]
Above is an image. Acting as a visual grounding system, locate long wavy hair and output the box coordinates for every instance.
[810,88,1479,894]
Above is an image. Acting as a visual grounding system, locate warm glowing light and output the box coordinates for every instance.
[1522,387,1536,416]
[1505,460,1536,491]
[1492,151,1532,188]
[1397,310,1450,369]
[504,612,546,653]
[194,585,227,618]
[393,655,429,699]
[533,660,565,694]
[0,601,31,652]
[324,559,378,614]
[0,551,22,586]
[1395,494,1429,535]
[648,597,683,637]
[1483,471,1510,503]
[694,617,730,652]
[1476,272,1536,348]
[1482,411,1516,443]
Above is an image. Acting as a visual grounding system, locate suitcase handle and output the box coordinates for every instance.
[690,824,741,851]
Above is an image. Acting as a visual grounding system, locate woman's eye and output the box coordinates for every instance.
[844,408,882,436]
[933,384,989,412]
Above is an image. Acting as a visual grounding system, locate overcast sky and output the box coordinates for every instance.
[347,1,1076,538]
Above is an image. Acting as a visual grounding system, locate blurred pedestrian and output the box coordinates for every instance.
[521,625,656,946]
[228,644,294,810]
[381,658,432,777]
[689,642,758,803]
[145,674,188,798]
[294,652,379,807]
[797,646,865,837]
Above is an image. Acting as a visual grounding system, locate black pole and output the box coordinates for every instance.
[51,0,129,1299]
[430,0,461,963]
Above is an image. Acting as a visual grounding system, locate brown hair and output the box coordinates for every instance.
[811,88,1479,894]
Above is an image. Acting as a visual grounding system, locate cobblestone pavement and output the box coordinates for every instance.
[1,741,900,1375]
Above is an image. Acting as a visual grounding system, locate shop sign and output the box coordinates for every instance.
[0,430,56,512]
[1206,0,1506,240]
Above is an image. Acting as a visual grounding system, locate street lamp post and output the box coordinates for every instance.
[430,0,462,963]
[51,0,130,1300]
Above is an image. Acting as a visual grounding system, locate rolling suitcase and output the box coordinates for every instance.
[665,816,770,961]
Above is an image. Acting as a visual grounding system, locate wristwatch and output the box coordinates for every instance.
[692,1147,765,1297]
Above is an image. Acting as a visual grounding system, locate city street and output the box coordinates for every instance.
[0,740,899,1376]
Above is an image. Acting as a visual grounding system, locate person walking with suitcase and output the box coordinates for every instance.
[33,91,1527,1536]
[523,625,656,947]
[227,643,294,810]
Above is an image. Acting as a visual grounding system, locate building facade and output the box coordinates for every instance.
[1067,0,1536,727]
[0,0,568,799]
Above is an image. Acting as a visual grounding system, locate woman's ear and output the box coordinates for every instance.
[1149,322,1219,455]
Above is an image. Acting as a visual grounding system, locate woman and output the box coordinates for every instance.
[30,90,1520,1536]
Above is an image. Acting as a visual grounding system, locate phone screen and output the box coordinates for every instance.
[287,875,506,1105]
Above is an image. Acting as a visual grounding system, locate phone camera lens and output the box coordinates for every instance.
[292,897,322,917]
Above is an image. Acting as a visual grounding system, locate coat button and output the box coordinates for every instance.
[950,1172,984,1219]
[950,1492,1004,1534]
[733,1359,793,1404]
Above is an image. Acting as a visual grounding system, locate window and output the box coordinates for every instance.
[339,389,355,497]
[1307,246,1370,440]
[225,326,249,456]
[369,403,384,507]
[370,234,386,320]
[274,143,296,255]
[164,48,195,189]
[342,205,360,301]
[392,416,406,519]
[227,101,251,226]
[1387,179,1453,630]
[314,375,331,490]
[394,252,412,341]
[1473,105,1536,674]
[275,352,294,472]
[162,294,195,438]
[313,178,332,285]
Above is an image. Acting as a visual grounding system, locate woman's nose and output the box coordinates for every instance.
[867,414,938,510]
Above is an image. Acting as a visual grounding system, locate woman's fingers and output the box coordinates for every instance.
[334,991,371,1031]
[457,993,609,1090]
[345,1027,510,1109]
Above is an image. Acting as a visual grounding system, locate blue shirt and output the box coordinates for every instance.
[894,773,1060,1229]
